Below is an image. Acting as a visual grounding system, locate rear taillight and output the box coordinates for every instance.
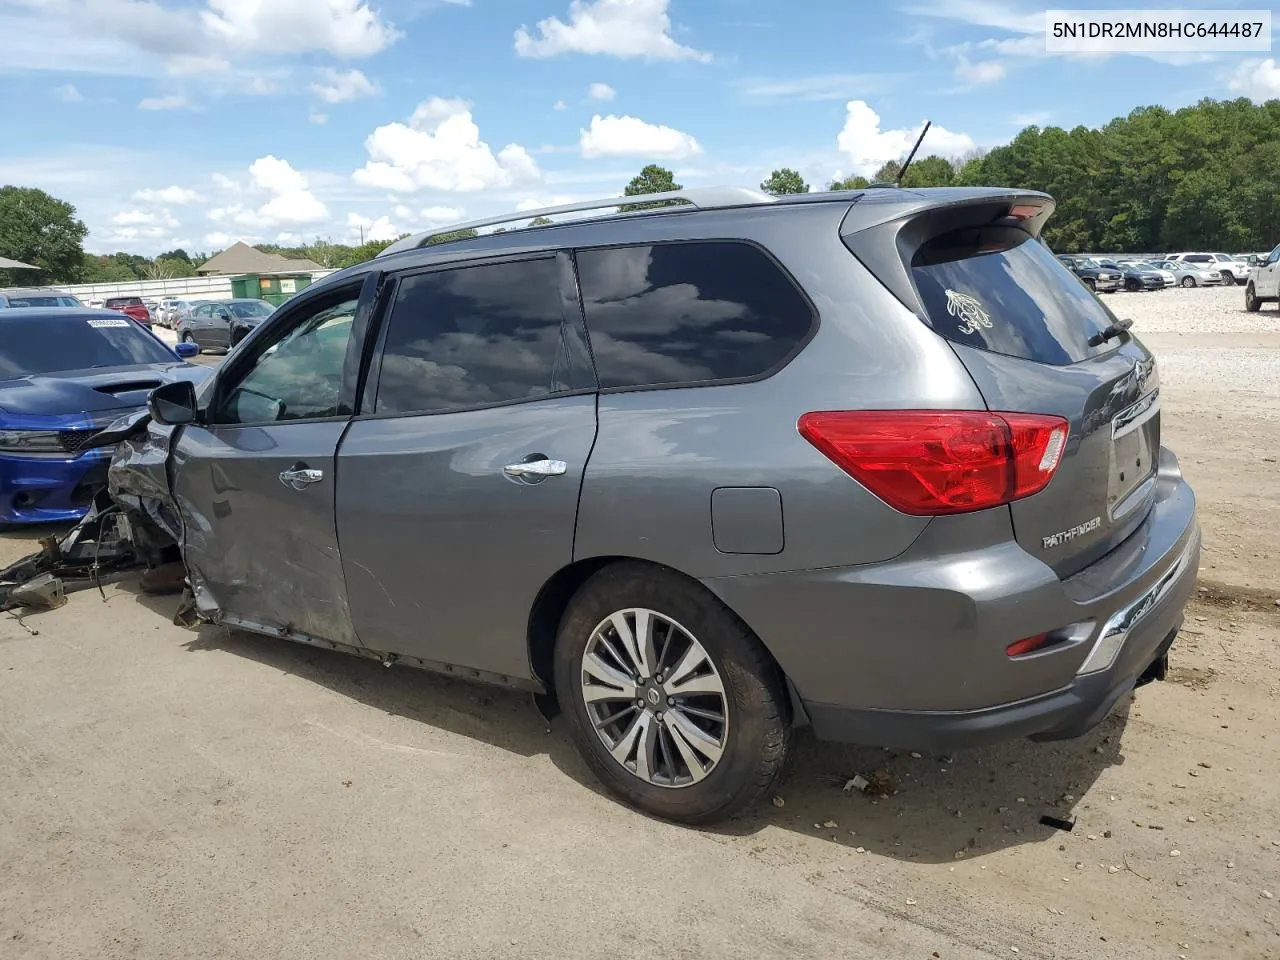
[797,410,1068,515]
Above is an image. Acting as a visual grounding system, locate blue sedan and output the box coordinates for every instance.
[0,308,210,526]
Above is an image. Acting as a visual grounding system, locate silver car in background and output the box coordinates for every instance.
[1152,259,1222,287]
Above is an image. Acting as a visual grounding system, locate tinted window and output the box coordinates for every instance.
[376,258,567,415]
[576,241,814,389]
[216,296,357,424]
[911,227,1115,365]
[3,295,81,307]
[106,297,142,307]
[0,314,175,378]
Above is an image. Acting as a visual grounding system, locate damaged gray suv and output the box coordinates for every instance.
[109,185,1200,824]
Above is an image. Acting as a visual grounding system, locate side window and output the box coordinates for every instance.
[375,257,567,415]
[214,293,359,424]
[1188,254,1210,264]
[1268,246,1280,265]
[575,241,815,390]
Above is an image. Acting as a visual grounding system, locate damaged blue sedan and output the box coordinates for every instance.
[0,308,208,526]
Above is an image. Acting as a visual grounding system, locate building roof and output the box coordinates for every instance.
[196,241,323,276]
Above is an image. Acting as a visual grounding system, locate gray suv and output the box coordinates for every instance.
[117,185,1200,824]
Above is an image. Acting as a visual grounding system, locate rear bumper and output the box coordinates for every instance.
[703,446,1200,751]
[0,450,113,525]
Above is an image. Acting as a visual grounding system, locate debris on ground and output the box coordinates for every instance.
[1040,815,1075,832]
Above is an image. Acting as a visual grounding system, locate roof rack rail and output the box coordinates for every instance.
[376,186,777,258]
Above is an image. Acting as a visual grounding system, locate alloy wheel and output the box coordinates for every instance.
[580,608,729,788]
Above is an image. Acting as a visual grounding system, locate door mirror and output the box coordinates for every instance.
[148,380,199,425]
[175,341,200,359]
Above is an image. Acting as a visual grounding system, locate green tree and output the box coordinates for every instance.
[81,254,136,283]
[0,185,88,284]
[528,216,554,226]
[829,175,871,191]
[157,247,192,263]
[871,159,901,183]
[760,168,809,195]
[899,155,956,188]
[621,164,683,211]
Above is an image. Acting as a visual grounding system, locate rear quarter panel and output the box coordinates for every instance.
[573,204,990,577]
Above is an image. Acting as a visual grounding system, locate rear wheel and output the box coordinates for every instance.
[554,562,790,825]
[1181,275,1196,288]
[1246,284,1261,312]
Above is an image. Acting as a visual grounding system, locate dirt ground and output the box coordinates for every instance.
[2,286,1278,960]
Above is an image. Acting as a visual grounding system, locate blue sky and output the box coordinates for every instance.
[0,0,1275,255]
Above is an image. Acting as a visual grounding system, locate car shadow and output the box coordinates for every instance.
[122,584,1129,862]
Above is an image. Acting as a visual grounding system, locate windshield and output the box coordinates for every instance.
[3,295,82,307]
[0,314,176,378]
[228,301,275,319]
[911,226,1116,365]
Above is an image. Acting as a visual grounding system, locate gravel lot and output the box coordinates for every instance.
[2,285,1278,960]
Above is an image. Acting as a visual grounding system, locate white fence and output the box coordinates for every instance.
[51,271,337,303]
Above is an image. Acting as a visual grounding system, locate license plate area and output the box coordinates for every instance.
[1109,390,1159,519]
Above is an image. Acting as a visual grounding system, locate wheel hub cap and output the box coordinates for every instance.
[580,608,729,788]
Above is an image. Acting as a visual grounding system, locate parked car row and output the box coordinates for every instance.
[1057,252,1246,292]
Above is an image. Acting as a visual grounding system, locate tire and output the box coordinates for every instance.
[1245,284,1260,312]
[182,331,199,350]
[1083,278,1096,292]
[1181,276,1196,288]
[554,562,790,825]
[1125,278,1140,292]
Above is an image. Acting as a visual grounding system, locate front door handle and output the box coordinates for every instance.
[503,458,568,480]
[279,465,324,490]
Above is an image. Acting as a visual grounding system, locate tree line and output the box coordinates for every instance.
[759,97,1280,253]
[4,96,1277,285]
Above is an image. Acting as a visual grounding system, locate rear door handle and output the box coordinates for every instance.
[280,466,324,490]
[503,458,568,480]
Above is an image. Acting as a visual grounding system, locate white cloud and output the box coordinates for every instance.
[1011,110,1051,126]
[112,209,179,228]
[311,67,379,103]
[588,81,616,101]
[200,0,401,58]
[276,231,305,245]
[554,99,568,111]
[259,191,328,224]
[133,185,201,204]
[353,97,540,193]
[579,113,701,159]
[734,73,898,103]
[955,58,1006,85]
[421,205,464,222]
[247,75,278,95]
[309,109,329,125]
[346,212,400,243]
[900,0,1042,35]
[211,172,240,192]
[1229,58,1280,101]
[211,156,330,228]
[515,0,710,62]
[249,156,308,194]
[139,94,190,110]
[204,231,251,248]
[836,100,975,176]
[55,83,84,102]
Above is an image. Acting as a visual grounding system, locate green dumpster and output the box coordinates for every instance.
[229,272,313,307]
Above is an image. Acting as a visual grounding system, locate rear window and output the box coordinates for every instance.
[0,314,175,377]
[910,227,1115,365]
[3,295,81,307]
[106,297,143,307]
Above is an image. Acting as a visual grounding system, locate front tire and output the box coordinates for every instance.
[1125,278,1140,292]
[1083,278,1096,292]
[554,562,790,825]
[1246,284,1261,312]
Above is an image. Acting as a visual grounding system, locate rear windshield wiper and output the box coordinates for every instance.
[1088,317,1133,347]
